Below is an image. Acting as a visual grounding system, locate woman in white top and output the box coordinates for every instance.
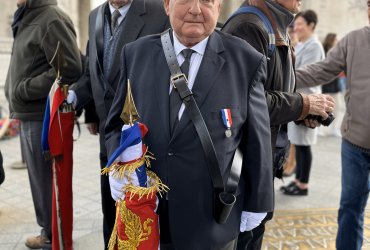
[281,10,325,196]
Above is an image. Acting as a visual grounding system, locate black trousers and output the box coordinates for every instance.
[295,145,312,183]
[237,211,273,250]
[100,154,116,250]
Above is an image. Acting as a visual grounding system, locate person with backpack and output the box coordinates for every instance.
[222,0,335,249]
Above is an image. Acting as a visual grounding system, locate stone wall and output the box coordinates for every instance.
[301,0,368,41]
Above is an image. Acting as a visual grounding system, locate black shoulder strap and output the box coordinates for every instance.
[160,29,242,195]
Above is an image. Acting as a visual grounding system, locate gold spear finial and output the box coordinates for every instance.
[50,41,69,95]
[120,79,140,125]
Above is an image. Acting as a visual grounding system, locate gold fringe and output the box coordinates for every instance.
[107,203,120,250]
[124,171,169,200]
[101,149,155,177]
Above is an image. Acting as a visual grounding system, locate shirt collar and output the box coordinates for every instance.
[109,2,132,17]
[173,31,209,57]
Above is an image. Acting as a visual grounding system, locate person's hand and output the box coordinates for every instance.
[307,94,335,119]
[240,211,267,232]
[109,168,159,211]
[304,118,320,128]
[109,169,140,201]
[86,123,99,135]
[66,90,77,107]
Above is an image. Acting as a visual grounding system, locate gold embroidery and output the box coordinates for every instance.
[109,201,154,250]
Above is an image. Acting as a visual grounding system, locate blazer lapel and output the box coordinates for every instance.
[108,0,145,84]
[171,32,225,141]
[94,2,106,77]
[154,41,171,141]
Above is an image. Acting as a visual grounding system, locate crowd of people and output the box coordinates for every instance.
[2,0,370,250]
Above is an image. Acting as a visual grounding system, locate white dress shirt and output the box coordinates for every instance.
[109,2,132,27]
[171,31,209,120]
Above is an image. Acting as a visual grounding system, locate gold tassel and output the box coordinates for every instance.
[101,149,155,177]
[107,203,120,250]
[123,171,169,200]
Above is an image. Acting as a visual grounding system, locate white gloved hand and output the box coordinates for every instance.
[109,169,159,211]
[109,169,140,201]
[66,90,77,108]
[240,211,267,232]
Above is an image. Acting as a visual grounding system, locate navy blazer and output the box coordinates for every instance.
[73,0,169,156]
[105,31,273,249]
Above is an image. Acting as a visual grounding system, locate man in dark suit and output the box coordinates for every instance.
[105,0,273,249]
[67,0,169,248]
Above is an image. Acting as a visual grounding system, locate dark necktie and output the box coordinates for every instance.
[169,49,194,134]
[111,10,121,34]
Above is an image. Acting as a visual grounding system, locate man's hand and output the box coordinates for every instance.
[240,211,267,232]
[86,123,99,135]
[304,118,320,128]
[109,169,140,201]
[66,90,77,108]
[307,93,335,119]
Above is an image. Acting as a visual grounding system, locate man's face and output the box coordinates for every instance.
[109,0,131,8]
[275,0,302,14]
[164,0,222,47]
[17,0,26,7]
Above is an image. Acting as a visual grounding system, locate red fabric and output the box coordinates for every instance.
[138,123,148,138]
[51,112,74,250]
[115,192,159,250]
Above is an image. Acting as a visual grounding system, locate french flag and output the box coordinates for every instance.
[41,79,65,155]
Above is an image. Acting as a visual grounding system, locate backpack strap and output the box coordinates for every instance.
[224,6,276,59]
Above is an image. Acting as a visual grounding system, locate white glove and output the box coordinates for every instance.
[66,90,77,108]
[109,169,140,201]
[109,168,159,212]
[240,211,267,232]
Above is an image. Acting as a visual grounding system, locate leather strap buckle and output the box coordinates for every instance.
[171,73,187,89]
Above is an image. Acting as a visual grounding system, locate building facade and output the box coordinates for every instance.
[0,0,90,53]
[219,0,368,40]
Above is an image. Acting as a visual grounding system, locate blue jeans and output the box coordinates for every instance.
[336,139,370,250]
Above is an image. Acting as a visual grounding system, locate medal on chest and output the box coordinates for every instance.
[220,109,232,138]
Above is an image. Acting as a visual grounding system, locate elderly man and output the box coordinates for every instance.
[67,0,169,247]
[295,1,370,249]
[5,0,81,248]
[105,0,274,249]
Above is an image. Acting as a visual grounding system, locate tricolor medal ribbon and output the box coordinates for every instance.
[220,109,232,138]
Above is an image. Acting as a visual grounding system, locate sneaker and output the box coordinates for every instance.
[282,185,308,196]
[25,234,49,249]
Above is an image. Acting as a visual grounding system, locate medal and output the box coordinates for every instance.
[220,109,233,138]
[225,129,232,138]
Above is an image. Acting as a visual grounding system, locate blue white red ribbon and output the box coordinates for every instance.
[221,109,232,129]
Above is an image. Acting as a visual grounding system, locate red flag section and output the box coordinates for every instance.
[110,193,159,250]
[45,82,74,250]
